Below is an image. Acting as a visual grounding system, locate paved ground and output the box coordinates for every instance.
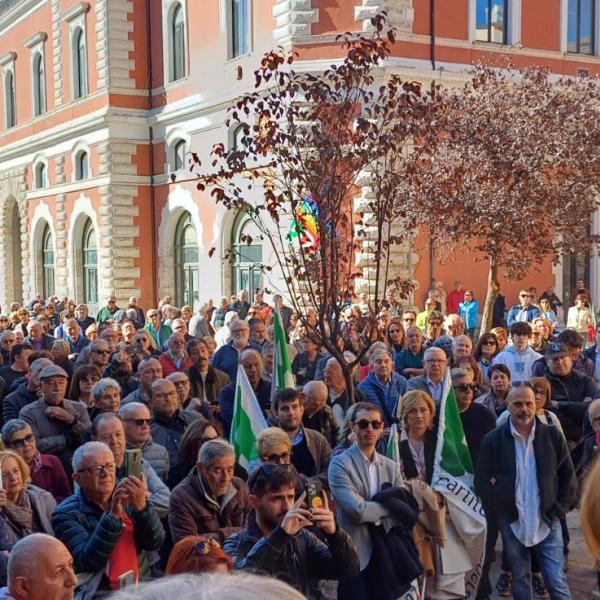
[489,511,597,599]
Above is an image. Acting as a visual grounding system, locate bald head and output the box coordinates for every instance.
[8,534,76,600]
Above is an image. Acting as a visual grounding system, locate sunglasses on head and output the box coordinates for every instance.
[354,419,383,430]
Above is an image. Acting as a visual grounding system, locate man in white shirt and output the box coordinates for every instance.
[328,402,403,599]
[475,384,577,600]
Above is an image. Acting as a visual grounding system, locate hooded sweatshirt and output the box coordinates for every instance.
[492,346,541,382]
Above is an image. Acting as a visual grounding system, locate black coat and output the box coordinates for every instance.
[368,485,423,599]
[475,419,577,525]
[223,511,360,599]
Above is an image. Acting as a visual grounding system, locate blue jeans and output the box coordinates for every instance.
[499,516,571,600]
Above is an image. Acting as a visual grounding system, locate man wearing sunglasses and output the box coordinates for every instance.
[506,289,541,328]
[120,402,169,482]
[329,402,403,599]
[223,463,359,597]
[451,368,495,467]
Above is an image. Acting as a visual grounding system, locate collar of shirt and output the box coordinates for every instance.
[509,418,536,443]
[290,427,305,446]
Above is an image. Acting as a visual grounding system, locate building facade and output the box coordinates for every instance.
[0,0,598,314]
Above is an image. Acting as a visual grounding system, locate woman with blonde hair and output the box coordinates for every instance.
[0,450,56,546]
[398,390,437,483]
[490,326,508,352]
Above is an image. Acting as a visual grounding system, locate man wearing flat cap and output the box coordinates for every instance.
[542,342,599,445]
[19,364,91,474]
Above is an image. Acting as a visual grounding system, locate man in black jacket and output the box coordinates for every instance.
[475,384,577,600]
[223,464,359,598]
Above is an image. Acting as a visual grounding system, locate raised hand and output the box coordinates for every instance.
[309,491,336,535]
[280,491,313,536]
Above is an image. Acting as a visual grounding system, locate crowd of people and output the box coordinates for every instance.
[0,282,596,600]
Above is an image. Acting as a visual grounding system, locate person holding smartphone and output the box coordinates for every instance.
[223,463,359,598]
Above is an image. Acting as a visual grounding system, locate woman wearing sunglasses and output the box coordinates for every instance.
[68,364,102,412]
[1,419,71,503]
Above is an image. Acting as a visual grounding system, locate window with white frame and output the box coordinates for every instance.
[229,0,249,58]
[171,3,186,81]
[4,69,15,129]
[35,162,48,189]
[476,0,508,43]
[173,139,186,170]
[75,150,89,180]
[72,27,87,99]
[32,52,45,116]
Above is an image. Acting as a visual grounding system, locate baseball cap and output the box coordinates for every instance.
[545,343,569,360]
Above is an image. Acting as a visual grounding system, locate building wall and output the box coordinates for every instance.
[0,0,598,314]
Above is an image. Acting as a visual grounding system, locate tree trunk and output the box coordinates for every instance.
[479,258,498,338]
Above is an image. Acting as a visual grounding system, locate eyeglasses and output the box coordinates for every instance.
[94,350,111,356]
[8,433,35,447]
[124,418,151,427]
[81,376,100,383]
[263,451,291,463]
[520,294,532,298]
[403,317,415,322]
[77,463,116,476]
[428,321,442,327]
[482,340,497,346]
[154,391,178,399]
[354,419,383,430]
[453,384,477,393]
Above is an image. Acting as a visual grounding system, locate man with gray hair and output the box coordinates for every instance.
[302,380,339,448]
[120,402,170,481]
[406,346,448,405]
[0,533,77,600]
[188,304,213,338]
[122,357,163,406]
[169,438,249,543]
[52,441,165,595]
[433,313,465,358]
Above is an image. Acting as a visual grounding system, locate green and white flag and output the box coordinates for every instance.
[431,370,486,600]
[386,422,401,464]
[230,364,268,468]
[271,304,295,402]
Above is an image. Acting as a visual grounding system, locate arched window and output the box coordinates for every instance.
[231,124,245,151]
[82,219,98,304]
[173,139,186,170]
[75,150,89,180]
[42,224,55,298]
[35,162,47,189]
[232,214,262,299]
[174,212,200,310]
[4,71,15,128]
[171,3,186,82]
[72,27,87,99]
[32,53,45,116]
[230,0,249,58]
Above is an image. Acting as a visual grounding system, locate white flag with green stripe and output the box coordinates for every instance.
[431,370,486,599]
[230,364,268,468]
[271,305,295,401]
[386,422,401,464]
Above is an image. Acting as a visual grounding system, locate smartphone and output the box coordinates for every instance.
[124,448,143,479]
[118,570,136,590]
[306,481,323,510]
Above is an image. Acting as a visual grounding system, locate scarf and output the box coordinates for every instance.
[106,513,138,590]
[4,490,34,538]
[29,452,42,475]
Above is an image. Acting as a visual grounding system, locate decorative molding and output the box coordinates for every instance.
[51,0,63,106]
[23,30,47,48]
[62,1,90,22]
[354,0,413,33]
[103,0,135,90]
[273,0,319,46]
[0,51,16,66]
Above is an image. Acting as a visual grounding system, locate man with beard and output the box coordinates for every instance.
[223,464,359,598]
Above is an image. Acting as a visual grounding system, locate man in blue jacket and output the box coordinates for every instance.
[506,289,541,328]
[358,349,407,425]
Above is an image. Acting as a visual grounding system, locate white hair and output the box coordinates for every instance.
[198,438,234,466]
[72,441,112,472]
[109,573,305,600]
[7,533,62,583]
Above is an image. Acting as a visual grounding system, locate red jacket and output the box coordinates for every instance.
[446,289,465,315]
[159,352,193,377]
[30,453,72,503]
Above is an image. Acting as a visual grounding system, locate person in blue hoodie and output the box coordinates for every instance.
[357,348,407,425]
[492,322,541,383]
[458,290,479,340]
[506,289,540,328]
